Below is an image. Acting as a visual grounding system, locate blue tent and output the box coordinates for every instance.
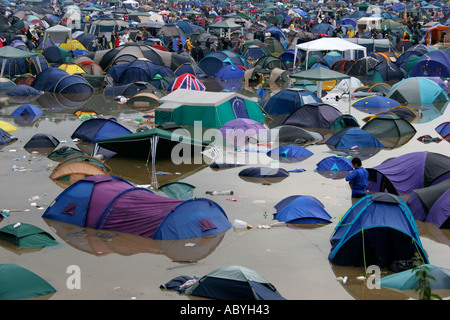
[326,127,384,150]
[278,49,300,68]
[265,26,288,43]
[71,118,132,143]
[409,50,450,78]
[263,89,322,115]
[174,62,207,78]
[215,65,245,80]
[267,144,313,163]
[315,155,353,180]
[0,128,17,146]
[238,167,290,184]
[329,193,429,268]
[274,195,331,224]
[107,60,174,85]
[153,198,232,240]
[11,104,43,124]
[7,85,42,104]
[31,67,94,101]
[199,50,248,76]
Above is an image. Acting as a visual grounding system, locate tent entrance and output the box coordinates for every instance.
[230,97,249,119]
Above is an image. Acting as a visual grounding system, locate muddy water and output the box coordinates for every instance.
[0,85,449,301]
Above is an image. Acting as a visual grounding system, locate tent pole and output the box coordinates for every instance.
[348,82,352,115]
[0,59,6,77]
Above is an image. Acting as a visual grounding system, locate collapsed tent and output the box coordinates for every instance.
[31,67,94,102]
[283,103,359,130]
[183,265,286,300]
[273,195,331,224]
[71,118,132,143]
[0,128,17,146]
[366,151,450,195]
[0,223,58,248]
[159,182,195,200]
[361,114,416,149]
[251,125,324,145]
[43,175,231,240]
[407,178,450,229]
[329,193,429,268]
[436,122,450,141]
[6,85,42,104]
[156,89,266,128]
[238,167,290,184]
[0,264,56,300]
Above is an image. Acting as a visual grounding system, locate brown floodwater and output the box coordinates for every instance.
[0,82,449,300]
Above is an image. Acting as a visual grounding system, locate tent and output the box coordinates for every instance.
[378,264,450,290]
[41,25,72,50]
[96,127,214,164]
[0,223,58,248]
[159,182,196,200]
[436,122,450,141]
[366,151,450,195]
[0,121,17,134]
[326,127,384,150]
[215,65,245,80]
[155,89,265,128]
[183,265,285,300]
[0,264,56,300]
[7,85,42,104]
[218,118,266,146]
[282,103,359,130]
[294,38,367,70]
[409,50,450,78]
[31,67,94,102]
[42,175,230,240]
[407,178,450,229]
[198,50,248,77]
[0,128,17,146]
[11,104,43,124]
[243,45,271,60]
[251,125,324,145]
[361,114,416,149]
[263,89,322,115]
[71,118,132,144]
[290,67,351,99]
[23,133,59,150]
[329,193,429,268]
[106,59,174,85]
[167,73,206,92]
[49,155,112,188]
[174,62,207,78]
[351,95,402,114]
[315,155,353,180]
[273,195,331,224]
[0,46,42,77]
[47,146,86,161]
[238,167,290,184]
[267,145,313,163]
[386,77,449,112]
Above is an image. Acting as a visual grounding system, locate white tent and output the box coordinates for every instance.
[294,38,367,70]
[42,25,73,50]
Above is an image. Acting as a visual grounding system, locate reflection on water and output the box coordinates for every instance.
[45,219,226,263]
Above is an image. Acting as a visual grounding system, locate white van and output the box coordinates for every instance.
[123,0,139,9]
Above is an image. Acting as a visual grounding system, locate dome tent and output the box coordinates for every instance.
[329,193,429,268]
[273,195,331,224]
[198,50,248,76]
[107,59,174,85]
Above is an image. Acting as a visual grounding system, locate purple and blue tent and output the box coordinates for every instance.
[42,175,231,240]
[366,151,450,195]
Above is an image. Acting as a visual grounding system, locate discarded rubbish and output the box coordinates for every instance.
[206,190,234,196]
[226,198,237,202]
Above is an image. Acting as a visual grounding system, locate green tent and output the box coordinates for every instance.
[159,182,196,200]
[156,89,266,128]
[0,46,41,77]
[0,264,56,300]
[0,223,58,248]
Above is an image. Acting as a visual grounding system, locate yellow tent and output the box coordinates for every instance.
[0,121,17,134]
[59,39,87,51]
[58,64,86,74]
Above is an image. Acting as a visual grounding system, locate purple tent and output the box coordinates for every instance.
[218,118,267,146]
[407,178,450,229]
[366,152,450,195]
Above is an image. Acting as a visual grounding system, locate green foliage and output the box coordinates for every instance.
[412,254,442,300]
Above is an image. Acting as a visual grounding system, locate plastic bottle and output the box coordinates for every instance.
[205,190,234,196]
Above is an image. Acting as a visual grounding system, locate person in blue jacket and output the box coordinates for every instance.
[346,157,369,201]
